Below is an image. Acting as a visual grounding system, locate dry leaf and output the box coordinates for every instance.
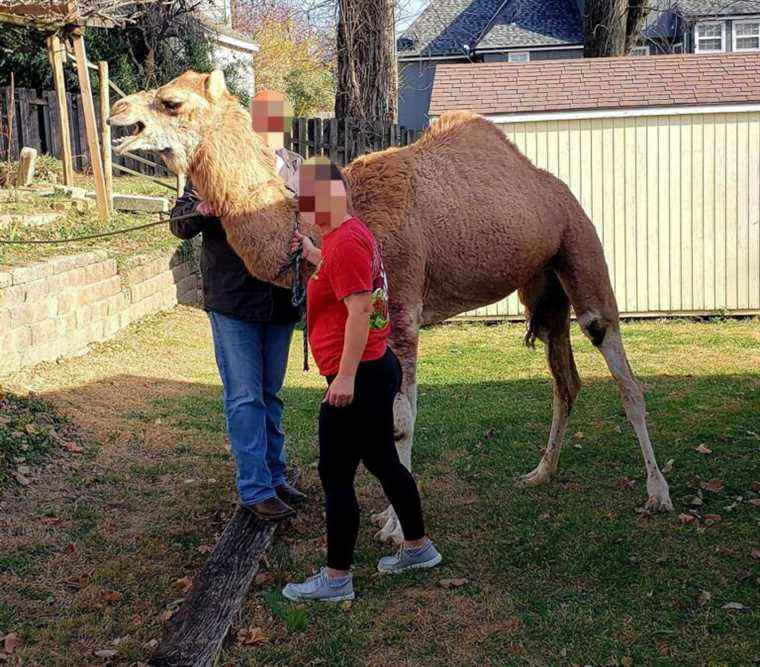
[93,649,117,659]
[40,516,60,525]
[197,544,213,554]
[64,442,84,454]
[704,514,722,525]
[701,479,724,493]
[678,513,697,525]
[695,444,712,455]
[574,431,585,439]
[616,477,636,490]
[749,499,760,507]
[697,590,712,606]
[254,572,274,587]
[99,590,123,604]
[341,600,353,611]
[751,549,760,561]
[173,577,192,593]
[661,458,675,474]
[3,633,23,654]
[238,626,267,646]
[161,608,177,623]
[751,481,760,492]
[439,577,469,589]
[656,641,672,657]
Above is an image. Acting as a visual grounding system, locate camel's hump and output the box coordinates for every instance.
[416,111,505,149]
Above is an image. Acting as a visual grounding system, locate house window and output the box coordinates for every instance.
[508,51,530,62]
[630,45,649,56]
[695,22,725,52]
[734,20,760,51]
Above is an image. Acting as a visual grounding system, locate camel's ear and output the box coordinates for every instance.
[205,70,228,101]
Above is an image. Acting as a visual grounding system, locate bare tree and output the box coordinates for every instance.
[584,0,652,57]
[335,0,397,122]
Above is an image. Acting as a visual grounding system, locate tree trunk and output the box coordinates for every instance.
[624,0,652,53]
[335,0,397,123]
[584,0,628,57]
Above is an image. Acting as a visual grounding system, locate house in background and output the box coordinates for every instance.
[397,0,760,130]
[198,0,259,93]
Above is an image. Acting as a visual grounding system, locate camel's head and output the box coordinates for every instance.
[108,70,236,175]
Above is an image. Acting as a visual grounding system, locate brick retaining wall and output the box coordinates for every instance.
[0,246,201,375]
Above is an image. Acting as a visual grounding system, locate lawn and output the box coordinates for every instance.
[0,308,758,665]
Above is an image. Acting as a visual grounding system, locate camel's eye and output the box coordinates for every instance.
[162,99,183,111]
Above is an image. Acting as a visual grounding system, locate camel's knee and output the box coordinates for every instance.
[576,310,612,348]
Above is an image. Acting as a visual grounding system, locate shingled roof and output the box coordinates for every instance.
[399,0,760,59]
[398,0,581,58]
[429,52,760,116]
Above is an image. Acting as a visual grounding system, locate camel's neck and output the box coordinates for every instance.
[188,105,296,287]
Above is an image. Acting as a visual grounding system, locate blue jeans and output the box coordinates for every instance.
[208,311,295,505]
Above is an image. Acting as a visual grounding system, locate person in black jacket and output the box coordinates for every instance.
[170,92,304,521]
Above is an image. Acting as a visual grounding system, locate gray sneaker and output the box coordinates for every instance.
[377,541,443,574]
[282,568,355,602]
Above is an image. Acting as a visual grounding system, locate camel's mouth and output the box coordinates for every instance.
[112,121,146,155]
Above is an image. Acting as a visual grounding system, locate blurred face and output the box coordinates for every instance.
[298,161,348,229]
[250,94,293,147]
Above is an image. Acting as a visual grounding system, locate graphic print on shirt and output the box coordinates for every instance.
[369,239,390,331]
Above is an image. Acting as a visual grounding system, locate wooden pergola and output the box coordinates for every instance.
[0,2,117,219]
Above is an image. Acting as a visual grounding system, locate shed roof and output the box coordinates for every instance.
[429,52,760,116]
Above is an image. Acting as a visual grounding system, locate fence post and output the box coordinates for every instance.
[98,61,113,213]
[72,31,109,220]
[313,117,323,156]
[46,34,74,185]
[297,118,308,159]
[17,89,40,152]
[328,118,338,163]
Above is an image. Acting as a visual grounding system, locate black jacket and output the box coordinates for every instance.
[170,148,302,324]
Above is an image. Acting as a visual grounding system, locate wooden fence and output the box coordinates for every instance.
[1,85,420,175]
[287,117,420,165]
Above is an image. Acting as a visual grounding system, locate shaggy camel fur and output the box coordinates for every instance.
[109,70,674,541]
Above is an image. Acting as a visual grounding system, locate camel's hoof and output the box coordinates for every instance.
[516,464,554,487]
[373,507,404,545]
[645,475,674,512]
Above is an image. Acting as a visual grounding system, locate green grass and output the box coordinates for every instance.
[0,392,85,489]
[0,310,757,664]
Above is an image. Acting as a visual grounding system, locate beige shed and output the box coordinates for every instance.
[430,52,760,319]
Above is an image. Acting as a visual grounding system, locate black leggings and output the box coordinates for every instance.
[319,348,425,570]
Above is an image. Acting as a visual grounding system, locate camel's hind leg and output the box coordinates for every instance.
[580,318,674,512]
[554,213,673,512]
[517,269,581,486]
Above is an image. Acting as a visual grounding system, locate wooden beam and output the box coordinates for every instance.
[112,162,175,191]
[98,60,113,213]
[46,34,74,186]
[71,31,108,220]
[149,485,297,666]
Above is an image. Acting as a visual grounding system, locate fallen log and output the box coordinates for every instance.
[150,477,298,666]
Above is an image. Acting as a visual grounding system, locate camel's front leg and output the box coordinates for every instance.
[372,310,420,544]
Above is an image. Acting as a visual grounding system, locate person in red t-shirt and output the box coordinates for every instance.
[282,157,441,603]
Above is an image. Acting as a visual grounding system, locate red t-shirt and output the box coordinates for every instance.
[307,217,390,376]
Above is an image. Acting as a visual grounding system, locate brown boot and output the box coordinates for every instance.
[246,496,296,521]
[276,482,307,506]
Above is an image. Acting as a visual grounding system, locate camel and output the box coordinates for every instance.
[108,70,674,542]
